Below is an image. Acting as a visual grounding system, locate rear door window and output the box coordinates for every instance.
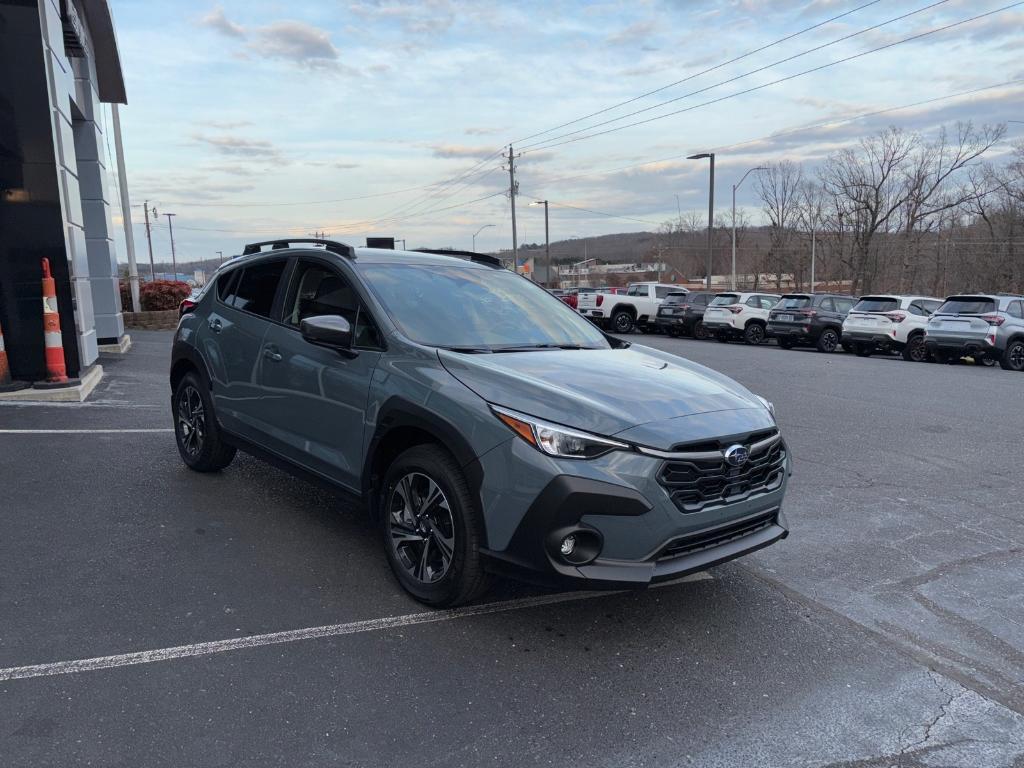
[835,298,855,314]
[935,297,996,315]
[217,270,239,301]
[819,298,836,312]
[227,260,288,317]
[853,297,899,313]
[908,301,928,316]
[1007,301,1024,319]
[759,296,779,309]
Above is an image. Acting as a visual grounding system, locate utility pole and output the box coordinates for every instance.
[142,200,156,281]
[731,166,766,291]
[507,146,519,271]
[110,104,140,312]
[164,212,178,279]
[810,226,816,293]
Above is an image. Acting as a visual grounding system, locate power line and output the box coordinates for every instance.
[522,3,1023,153]
[519,0,951,151]
[532,79,1024,188]
[519,193,662,226]
[511,0,885,146]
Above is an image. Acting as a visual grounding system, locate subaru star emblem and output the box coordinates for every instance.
[724,444,749,467]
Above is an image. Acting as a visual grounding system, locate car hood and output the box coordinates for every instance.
[438,344,768,442]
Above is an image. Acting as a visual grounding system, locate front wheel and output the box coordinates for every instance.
[901,335,927,362]
[816,328,840,353]
[611,311,635,334]
[173,371,236,472]
[381,445,491,607]
[1000,340,1024,372]
[743,323,766,345]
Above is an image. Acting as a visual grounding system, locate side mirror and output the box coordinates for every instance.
[300,315,353,353]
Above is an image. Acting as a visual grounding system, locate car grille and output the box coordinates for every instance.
[658,511,778,561]
[657,430,786,513]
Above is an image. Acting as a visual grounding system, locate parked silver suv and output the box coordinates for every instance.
[924,294,1024,371]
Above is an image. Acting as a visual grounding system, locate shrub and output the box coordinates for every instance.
[133,280,191,311]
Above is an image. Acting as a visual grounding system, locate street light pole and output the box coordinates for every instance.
[216,250,223,265]
[688,153,715,289]
[731,166,767,291]
[472,224,495,252]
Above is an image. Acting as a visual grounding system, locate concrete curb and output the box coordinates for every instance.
[0,365,103,403]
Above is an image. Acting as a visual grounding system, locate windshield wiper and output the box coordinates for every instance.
[490,343,599,352]
[437,345,492,354]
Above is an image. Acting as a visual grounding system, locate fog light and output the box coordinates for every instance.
[560,535,576,556]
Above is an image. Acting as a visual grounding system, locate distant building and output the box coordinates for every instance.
[0,0,129,382]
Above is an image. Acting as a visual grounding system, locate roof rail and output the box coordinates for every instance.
[241,238,356,258]
[411,248,503,269]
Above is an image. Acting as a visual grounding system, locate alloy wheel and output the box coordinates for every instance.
[387,472,455,584]
[907,337,926,362]
[820,330,838,353]
[176,385,205,457]
[746,325,765,344]
[1011,342,1024,371]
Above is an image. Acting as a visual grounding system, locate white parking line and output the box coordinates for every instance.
[0,573,712,682]
[0,429,173,434]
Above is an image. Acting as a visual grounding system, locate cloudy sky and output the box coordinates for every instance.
[109,0,1023,263]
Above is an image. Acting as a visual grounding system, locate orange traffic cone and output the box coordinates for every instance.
[0,316,27,392]
[40,257,69,385]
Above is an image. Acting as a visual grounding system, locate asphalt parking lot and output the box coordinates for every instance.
[2,329,1023,767]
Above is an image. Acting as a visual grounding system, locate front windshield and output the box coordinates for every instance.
[361,264,610,350]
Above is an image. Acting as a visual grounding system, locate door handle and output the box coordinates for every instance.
[263,346,283,362]
[209,318,223,334]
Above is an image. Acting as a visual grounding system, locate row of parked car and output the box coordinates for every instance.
[566,281,1024,371]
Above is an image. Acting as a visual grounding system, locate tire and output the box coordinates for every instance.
[777,338,795,350]
[854,343,873,358]
[173,371,236,472]
[743,323,766,345]
[1000,340,1024,372]
[380,444,491,607]
[973,355,995,367]
[611,310,634,334]
[693,321,710,341]
[816,328,840,354]
[901,334,927,362]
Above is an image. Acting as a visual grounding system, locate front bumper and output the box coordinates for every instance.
[476,431,791,589]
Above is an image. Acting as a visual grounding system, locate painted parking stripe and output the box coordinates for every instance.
[0,573,712,682]
[0,429,173,434]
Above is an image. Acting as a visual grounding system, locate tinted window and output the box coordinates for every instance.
[626,285,649,297]
[217,270,239,301]
[835,298,855,314]
[692,293,710,306]
[923,300,942,314]
[819,297,836,312]
[908,301,927,316]
[935,297,996,315]
[709,294,739,307]
[361,265,609,350]
[759,296,779,309]
[745,296,762,307]
[663,293,688,305]
[1007,301,1024,319]
[778,295,811,309]
[284,261,381,348]
[226,260,286,317]
[853,296,899,313]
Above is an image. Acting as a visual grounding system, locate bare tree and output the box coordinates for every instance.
[755,160,804,289]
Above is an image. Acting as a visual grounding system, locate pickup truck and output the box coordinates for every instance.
[577,282,687,333]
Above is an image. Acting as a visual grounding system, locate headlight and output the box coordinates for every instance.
[492,406,628,459]
[756,395,776,418]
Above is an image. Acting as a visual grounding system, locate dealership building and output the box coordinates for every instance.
[0,0,130,384]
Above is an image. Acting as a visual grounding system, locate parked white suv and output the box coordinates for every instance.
[842,295,942,361]
[703,292,781,345]
[578,282,685,334]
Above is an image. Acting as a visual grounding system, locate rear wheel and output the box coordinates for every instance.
[1000,340,1024,371]
[901,334,927,362]
[173,371,236,472]
[816,328,840,353]
[743,323,766,345]
[854,343,873,358]
[381,445,491,607]
[777,338,795,350]
[693,321,710,341]
[611,310,634,334]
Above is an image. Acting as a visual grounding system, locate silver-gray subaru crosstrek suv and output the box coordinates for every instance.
[170,239,790,607]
